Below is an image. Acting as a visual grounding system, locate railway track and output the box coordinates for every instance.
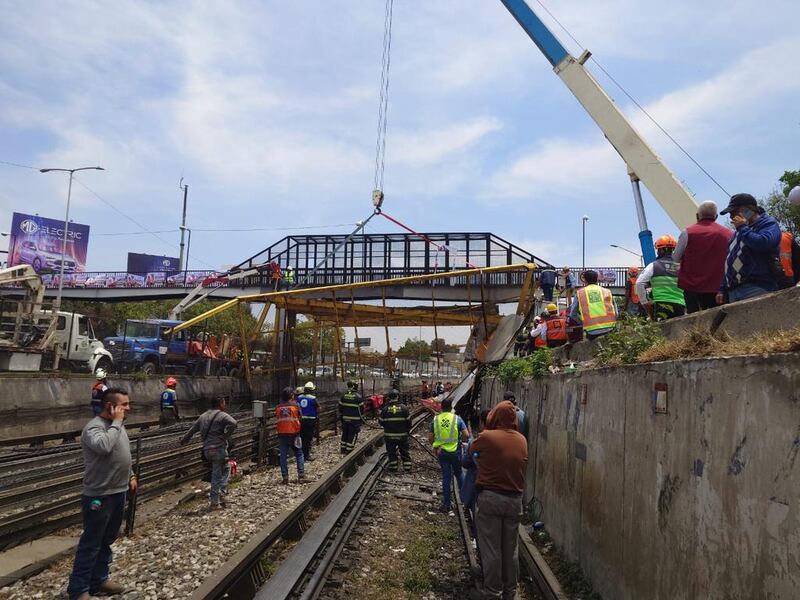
[190,410,564,600]
[0,401,345,551]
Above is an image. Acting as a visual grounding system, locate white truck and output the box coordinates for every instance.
[0,265,112,372]
[53,311,113,374]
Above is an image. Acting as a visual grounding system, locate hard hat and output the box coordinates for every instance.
[295,386,304,395]
[347,379,358,390]
[533,316,542,325]
[387,389,399,400]
[654,235,677,250]
[546,303,558,314]
[166,377,177,387]
[788,186,800,207]
[628,266,640,275]
[562,266,571,272]
[95,368,107,380]
[304,381,316,391]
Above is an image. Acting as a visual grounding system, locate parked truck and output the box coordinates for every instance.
[104,318,243,376]
[53,311,113,373]
[0,265,112,372]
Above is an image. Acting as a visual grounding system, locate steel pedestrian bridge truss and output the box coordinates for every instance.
[1,233,567,303]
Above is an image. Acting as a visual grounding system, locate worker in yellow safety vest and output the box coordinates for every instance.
[568,270,618,341]
[428,398,469,513]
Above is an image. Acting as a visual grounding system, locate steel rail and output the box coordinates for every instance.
[0,401,342,550]
[191,408,428,600]
[253,412,431,600]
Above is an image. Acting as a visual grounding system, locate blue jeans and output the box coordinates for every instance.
[438,449,463,511]
[67,491,126,599]
[728,283,770,303]
[278,434,304,478]
[205,446,230,505]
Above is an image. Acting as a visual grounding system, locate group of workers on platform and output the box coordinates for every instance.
[516,194,800,354]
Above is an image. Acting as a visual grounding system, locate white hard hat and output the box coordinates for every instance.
[788,186,800,207]
[95,368,107,380]
[304,381,316,391]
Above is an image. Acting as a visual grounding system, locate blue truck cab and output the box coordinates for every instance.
[104,319,191,374]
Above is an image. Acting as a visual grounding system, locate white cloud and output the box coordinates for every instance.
[484,36,800,203]
[392,117,502,166]
[487,137,619,199]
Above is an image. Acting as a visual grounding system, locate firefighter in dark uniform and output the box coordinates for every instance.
[338,380,363,454]
[379,389,412,472]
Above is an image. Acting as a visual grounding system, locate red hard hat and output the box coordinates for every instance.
[166,377,177,387]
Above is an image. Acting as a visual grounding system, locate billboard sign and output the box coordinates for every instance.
[126,253,180,273]
[7,212,90,273]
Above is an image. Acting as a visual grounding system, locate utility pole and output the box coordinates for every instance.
[582,215,589,272]
[178,180,188,271]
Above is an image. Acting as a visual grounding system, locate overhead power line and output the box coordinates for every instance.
[0,159,38,170]
[93,223,355,237]
[72,177,217,269]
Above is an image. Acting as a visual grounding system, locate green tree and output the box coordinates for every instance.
[291,318,344,361]
[61,299,257,340]
[396,337,431,361]
[759,169,800,237]
[431,337,460,355]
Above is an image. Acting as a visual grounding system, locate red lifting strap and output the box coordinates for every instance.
[379,211,477,268]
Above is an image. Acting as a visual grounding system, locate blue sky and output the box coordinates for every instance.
[1,0,799,274]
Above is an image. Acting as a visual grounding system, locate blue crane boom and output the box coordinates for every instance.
[499,0,701,264]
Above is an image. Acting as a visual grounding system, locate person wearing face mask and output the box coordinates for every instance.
[717,193,782,304]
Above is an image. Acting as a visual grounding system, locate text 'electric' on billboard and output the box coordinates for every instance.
[7,212,90,273]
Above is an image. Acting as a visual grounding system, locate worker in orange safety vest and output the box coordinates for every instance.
[778,231,800,289]
[624,267,646,316]
[275,387,306,484]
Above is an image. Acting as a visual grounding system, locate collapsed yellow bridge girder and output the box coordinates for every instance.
[170,262,537,333]
[283,297,502,327]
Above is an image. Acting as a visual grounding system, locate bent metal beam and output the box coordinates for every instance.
[169,263,537,334]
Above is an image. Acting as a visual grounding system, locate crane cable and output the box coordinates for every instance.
[373,0,395,194]
[298,0,395,288]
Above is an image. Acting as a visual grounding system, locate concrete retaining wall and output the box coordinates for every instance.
[481,353,800,600]
[0,375,403,439]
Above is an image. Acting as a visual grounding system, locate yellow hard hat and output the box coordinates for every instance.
[546,303,558,314]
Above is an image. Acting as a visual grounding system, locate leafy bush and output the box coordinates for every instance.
[593,316,664,367]
[489,349,553,384]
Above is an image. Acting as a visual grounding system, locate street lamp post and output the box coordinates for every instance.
[180,226,192,286]
[581,215,589,271]
[610,244,644,266]
[39,166,104,309]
